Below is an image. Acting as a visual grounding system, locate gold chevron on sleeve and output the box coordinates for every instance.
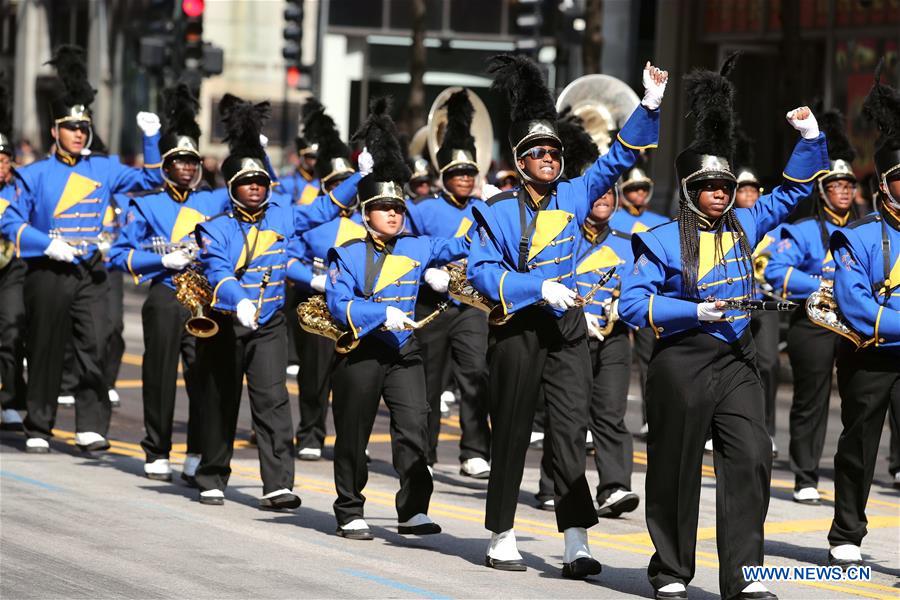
[170,206,207,242]
[454,217,473,238]
[754,234,775,256]
[576,245,624,275]
[235,227,281,269]
[374,254,418,293]
[527,210,572,261]
[698,231,737,281]
[631,221,649,233]
[54,172,102,216]
[298,185,320,205]
[334,218,367,247]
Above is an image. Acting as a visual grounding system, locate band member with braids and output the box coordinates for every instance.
[0,46,163,454]
[536,112,640,519]
[618,55,828,599]
[0,77,26,431]
[405,89,492,478]
[192,95,356,507]
[764,109,858,506]
[108,84,229,483]
[469,54,665,577]
[826,62,900,568]
[288,99,363,460]
[325,97,467,540]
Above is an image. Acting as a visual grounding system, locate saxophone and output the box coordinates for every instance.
[597,287,621,337]
[805,279,871,348]
[297,295,449,354]
[172,267,219,338]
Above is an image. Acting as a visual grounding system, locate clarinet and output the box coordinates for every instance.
[707,297,798,312]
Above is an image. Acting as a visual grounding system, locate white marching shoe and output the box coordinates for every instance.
[144,458,172,481]
[597,489,640,518]
[485,529,525,571]
[829,544,863,568]
[57,395,75,407]
[297,447,322,461]
[460,457,490,479]
[107,389,120,406]
[199,489,224,505]
[792,487,820,505]
[74,431,109,452]
[561,527,602,579]
[25,437,50,453]
[655,582,687,599]
[703,438,714,454]
[182,454,201,486]
[398,513,441,535]
[286,364,300,377]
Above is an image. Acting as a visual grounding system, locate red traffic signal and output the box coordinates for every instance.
[181,0,205,18]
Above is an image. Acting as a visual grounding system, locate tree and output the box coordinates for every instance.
[582,0,603,75]
[401,0,427,136]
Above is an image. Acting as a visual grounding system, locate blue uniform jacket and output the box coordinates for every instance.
[467,105,659,320]
[619,133,830,343]
[831,211,900,354]
[278,169,321,205]
[0,134,163,262]
[574,226,634,328]
[0,171,28,229]
[609,206,670,235]
[326,233,468,349]
[288,211,367,293]
[764,212,848,300]
[108,186,230,288]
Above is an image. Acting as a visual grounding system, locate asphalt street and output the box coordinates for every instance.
[1,283,898,599]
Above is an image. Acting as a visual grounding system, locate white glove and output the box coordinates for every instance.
[383,305,417,332]
[423,268,450,293]
[481,183,502,200]
[584,312,605,341]
[236,298,258,330]
[310,273,327,292]
[786,106,819,140]
[44,239,77,263]
[259,133,269,148]
[697,301,725,322]
[161,250,192,271]
[136,111,161,137]
[541,281,577,310]
[640,61,668,110]
[358,148,374,176]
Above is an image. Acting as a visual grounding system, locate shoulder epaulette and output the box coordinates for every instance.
[646,219,674,234]
[486,189,518,206]
[848,213,881,229]
[205,211,232,224]
[130,187,165,198]
[339,237,366,249]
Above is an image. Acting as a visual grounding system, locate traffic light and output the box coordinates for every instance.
[283,0,304,69]
[182,0,205,70]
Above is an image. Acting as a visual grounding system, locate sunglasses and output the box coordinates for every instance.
[520,147,562,161]
[367,200,407,214]
[60,122,90,133]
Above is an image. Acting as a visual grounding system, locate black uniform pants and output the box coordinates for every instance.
[140,283,204,461]
[104,269,125,391]
[645,330,771,600]
[415,290,491,464]
[890,398,900,476]
[751,310,781,436]
[295,325,335,449]
[486,306,597,534]
[633,326,655,425]
[330,336,433,525]
[0,258,27,410]
[22,257,111,439]
[786,311,839,489]
[284,284,302,366]
[539,324,633,504]
[194,311,295,495]
[828,343,900,547]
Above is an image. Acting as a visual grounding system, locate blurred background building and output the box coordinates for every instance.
[1,0,897,214]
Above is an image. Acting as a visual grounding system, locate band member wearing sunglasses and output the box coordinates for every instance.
[469,54,665,577]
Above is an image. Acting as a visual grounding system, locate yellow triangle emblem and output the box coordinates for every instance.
[754,234,775,256]
[887,254,900,290]
[334,218,367,247]
[170,207,207,242]
[454,217,473,238]
[235,227,281,270]
[576,245,624,275]
[823,250,834,265]
[698,231,737,281]
[54,172,102,216]
[298,185,320,205]
[527,210,572,261]
[102,206,116,227]
[0,198,9,215]
[631,221,649,233]
[374,255,418,293]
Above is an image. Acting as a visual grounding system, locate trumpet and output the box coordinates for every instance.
[48,230,115,257]
[143,237,200,259]
[805,280,871,348]
[297,296,449,354]
[172,267,219,338]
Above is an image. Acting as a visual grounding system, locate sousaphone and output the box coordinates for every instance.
[409,125,428,161]
[426,87,494,178]
[555,74,640,154]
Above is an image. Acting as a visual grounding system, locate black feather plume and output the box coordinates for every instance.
[437,90,477,166]
[863,58,900,154]
[487,54,556,123]
[219,93,270,160]
[161,83,201,140]
[683,57,737,160]
[47,45,95,108]
[352,96,411,184]
[0,72,10,136]
[819,109,856,163]
[303,101,350,180]
[557,109,598,179]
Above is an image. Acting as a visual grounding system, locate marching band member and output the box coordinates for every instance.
[289,99,362,460]
[469,54,665,576]
[278,108,320,205]
[405,89,491,478]
[191,94,357,507]
[0,46,163,453]
[406,155,434,200]
[619,56,828,599]
[325,97,466,539]
[826,63,900,568]
[764,110,858,505]
[108,84,227,483]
